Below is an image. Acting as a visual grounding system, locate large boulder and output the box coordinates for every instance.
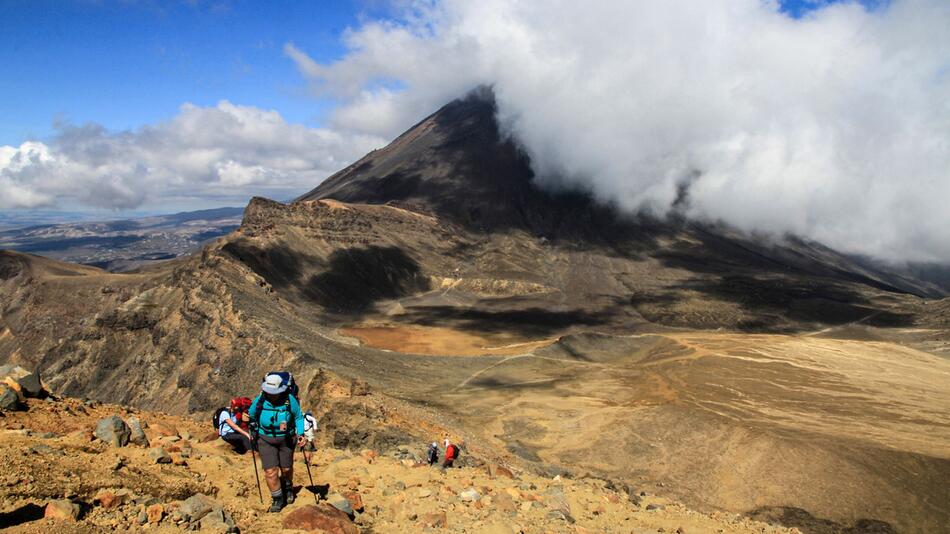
[282,504,358,534]
[0,365,45,398]
[0,385,23,411]
[95,416,131,447]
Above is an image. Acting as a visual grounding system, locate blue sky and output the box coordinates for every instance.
[0,0,385,145]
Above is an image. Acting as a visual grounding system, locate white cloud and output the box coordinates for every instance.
[0,101,385,211]
[286,0,950,262]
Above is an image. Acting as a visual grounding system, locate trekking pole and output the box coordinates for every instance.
[250,431,263,504]
[303,450,318,505]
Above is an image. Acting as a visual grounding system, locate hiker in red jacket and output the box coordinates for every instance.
[442,438,462,469]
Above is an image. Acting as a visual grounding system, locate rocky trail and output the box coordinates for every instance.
[0,391,801,533]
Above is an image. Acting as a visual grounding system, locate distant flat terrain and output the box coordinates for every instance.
[0,207,242,271]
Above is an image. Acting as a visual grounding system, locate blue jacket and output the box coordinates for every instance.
[249,393,304,438]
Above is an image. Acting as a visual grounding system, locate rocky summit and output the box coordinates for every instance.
[1,90,949,533]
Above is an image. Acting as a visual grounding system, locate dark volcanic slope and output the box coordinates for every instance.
[300,89,945,300]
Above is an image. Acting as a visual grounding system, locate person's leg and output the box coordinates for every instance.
[258,437,285,511]
[222,433,248,454]
[279,438,295,502]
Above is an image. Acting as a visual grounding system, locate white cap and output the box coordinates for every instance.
[261,373,287,395]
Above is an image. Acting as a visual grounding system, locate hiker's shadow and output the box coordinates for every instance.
[304,483,330,499]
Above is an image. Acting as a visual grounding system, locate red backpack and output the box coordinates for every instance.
[230,397,252,430]
[214,397,252,431]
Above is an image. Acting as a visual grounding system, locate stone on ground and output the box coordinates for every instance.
[127,417,149,446]
[94,415,131,447]
[326,492,355,516]
[150,421,179,437]
[148,447,172,464]
[146,503,163,523]
[0,385,24,411]
[282,504,359,534]
[178,493,216,521]
[421,511,448,528]
[44,499,81,521]
[343,490,364,513]
[0,365,45,397]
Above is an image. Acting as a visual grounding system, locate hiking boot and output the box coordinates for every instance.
[282,481,295,504]
[267,496,285,513]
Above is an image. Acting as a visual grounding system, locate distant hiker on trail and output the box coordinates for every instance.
[427,441,439,466]
[250,373,305,512]
[302,411,318,464]
[442,438,461,470]
[215,397,253,454]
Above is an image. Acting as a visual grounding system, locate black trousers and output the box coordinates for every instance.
[222,432,252,454]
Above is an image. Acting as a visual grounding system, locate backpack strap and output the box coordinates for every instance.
[253,394,294,436]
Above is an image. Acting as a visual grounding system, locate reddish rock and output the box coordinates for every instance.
[94,490,127,509]
[282,504,358,534]
[146,503,163,523]
[151,422,179,437]
[199,431,219,443]
[420,511,447,528]
[495,466,515,479]
[44,500,80,521]
[343,491,364,513]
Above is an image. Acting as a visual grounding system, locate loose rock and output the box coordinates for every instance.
[0,365,45,398]
[0,384,23,412]
[421,511,448,528]
[146,503,164,523]
[459,488,481,502]
[326,492,355,516]
[45,499,81,521]
[178,493,216,522]
[95,416,131,447]
[282,504,359,534]
[343,490,364,513]
[149,447,172,464]
[127,417,149,446]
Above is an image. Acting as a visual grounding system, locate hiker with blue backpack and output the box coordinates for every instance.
[249,372,305,512]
